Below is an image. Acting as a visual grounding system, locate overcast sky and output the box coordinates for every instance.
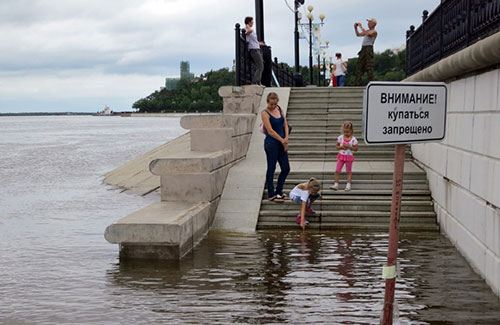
[0,0,439,112]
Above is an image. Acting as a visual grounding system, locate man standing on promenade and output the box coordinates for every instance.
[333,53,348,87]
[354,18,378,85]
[245,16,264,85]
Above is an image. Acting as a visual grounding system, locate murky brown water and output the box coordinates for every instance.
[1,117,499,324]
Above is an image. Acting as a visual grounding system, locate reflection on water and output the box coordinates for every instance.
[1,116,500,324]
[106,231,500,324]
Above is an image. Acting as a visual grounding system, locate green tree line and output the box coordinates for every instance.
[133,68,234,113]
[132,48,406,113]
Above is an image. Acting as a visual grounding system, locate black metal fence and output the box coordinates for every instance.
[235,23,294,87]
[406,0,500,76]
[272,58,294,87]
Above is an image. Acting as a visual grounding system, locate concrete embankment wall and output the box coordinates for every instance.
[104,85,265,260]
[406,32,500,297]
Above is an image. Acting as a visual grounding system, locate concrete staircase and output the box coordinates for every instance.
[286,87,412,161]
[258,87,438,231]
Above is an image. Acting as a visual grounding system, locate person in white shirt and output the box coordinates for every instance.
[333,53,348,87]
[289,178,321,229]
[245,16,264,85]
[330,121,358,191]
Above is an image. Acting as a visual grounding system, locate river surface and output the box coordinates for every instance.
[0,116,499,324]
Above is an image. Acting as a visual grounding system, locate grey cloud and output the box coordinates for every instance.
[0,0,440,112]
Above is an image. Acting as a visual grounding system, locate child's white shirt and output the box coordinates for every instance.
[290,186,309,202]
[337,135,358,156]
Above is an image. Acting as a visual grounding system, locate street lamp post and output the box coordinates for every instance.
[319,41,330,87]
[300,6,325,86]
[293,1,305,86]
[322,57,326,86]
[317,53,321,86]
[294,1,301,73]
[307,8,313,84]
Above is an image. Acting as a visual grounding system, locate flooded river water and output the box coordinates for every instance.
[1,116,499,324]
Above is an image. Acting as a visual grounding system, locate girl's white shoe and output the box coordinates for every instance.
[329,182,339,190]
[345,183,351,191]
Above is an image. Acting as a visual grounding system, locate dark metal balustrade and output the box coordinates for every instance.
[406,0,500,76]
[234,23,294,87]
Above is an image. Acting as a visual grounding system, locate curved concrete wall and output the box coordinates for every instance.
[407,31,500,297]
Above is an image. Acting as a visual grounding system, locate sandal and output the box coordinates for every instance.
[269,195,284,203]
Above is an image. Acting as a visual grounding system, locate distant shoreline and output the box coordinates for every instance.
[0,112,95,117]
[0,112,221,117]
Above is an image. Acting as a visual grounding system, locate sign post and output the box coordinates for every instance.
[363,81,447,324]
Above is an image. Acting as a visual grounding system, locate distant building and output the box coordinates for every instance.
[180,61,194,80]
[97,106,112,116]
[165,60,194,90]
[165,78,179,91]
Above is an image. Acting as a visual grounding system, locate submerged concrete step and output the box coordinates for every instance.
[257,222,439,231]
[259,214,437,225]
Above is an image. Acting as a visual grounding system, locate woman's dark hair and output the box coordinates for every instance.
[335,53,342,58]
[245,17,253,25]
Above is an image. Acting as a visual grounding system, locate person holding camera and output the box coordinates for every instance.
[354,18,378,85]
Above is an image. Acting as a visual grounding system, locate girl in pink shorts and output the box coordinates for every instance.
[330,121,358,191]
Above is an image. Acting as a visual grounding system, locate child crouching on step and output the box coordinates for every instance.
[289,178,321,229]
[330,121,358,191]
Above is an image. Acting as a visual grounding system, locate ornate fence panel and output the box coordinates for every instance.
[235,24,252,86]
[235,23,295,87]
[406,0,500,76]
[272,58,294,87]
[422,6,443,67]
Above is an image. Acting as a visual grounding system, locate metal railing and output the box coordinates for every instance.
[406,0,500,76]
[235,23,294,87]
[272,58,294,87]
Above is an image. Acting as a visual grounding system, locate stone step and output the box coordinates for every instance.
[259,210,436,219]
[257,222,439,231]
[275,171,425,179]
[287,103,363,109]
[276,181,428,190]
[290,120,363,125]
[288,119,362,123]
[287,144,410,151]
[281,194,433,201]
[290,89,364,93]
[287,116,363,122]
[290,88,364,94]
[287,111,363,116]
[288,100,363,105]
[288,157,414,162]
[287,150,411,157]
[260,200,434,212]
[264,189,431,196]
[281,176,426,183]
[288,109,362,114]
[289,95,363,101]
[258,215,437,225]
